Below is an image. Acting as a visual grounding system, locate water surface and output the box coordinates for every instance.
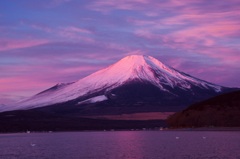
[0,131,239,159]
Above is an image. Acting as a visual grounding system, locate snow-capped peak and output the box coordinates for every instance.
[81,54,220,91]
[77,55,173,87]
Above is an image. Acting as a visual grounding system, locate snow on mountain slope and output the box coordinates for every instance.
[1,55,222,112]
[77,95,108,105]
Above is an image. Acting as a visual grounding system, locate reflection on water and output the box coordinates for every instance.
[0,131,240,159]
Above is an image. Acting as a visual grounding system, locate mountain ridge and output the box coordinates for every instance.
[0,55,235,113]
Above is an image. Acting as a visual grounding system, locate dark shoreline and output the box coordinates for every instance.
[0,117,167,133]
[1,127,240,134]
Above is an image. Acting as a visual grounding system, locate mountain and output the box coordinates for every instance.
[167,90,240,127]
[0,55,236,115]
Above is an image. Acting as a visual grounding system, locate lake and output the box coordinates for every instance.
[0,131,239,159]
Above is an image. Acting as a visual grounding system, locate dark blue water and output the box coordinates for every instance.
[0,131,240,159]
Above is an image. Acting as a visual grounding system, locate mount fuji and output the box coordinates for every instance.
[0,55,236,115]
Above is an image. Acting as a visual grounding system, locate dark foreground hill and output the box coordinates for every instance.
[167,90,240,127]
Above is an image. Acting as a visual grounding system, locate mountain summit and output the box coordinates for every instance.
[1,55,234,114]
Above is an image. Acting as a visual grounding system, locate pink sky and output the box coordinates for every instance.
[0,0,239,104]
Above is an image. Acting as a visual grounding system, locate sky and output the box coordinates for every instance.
[0,0,240,104]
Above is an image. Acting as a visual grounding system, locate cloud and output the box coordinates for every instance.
[0,39,49,51]
[51,0,71,5]
[61,26,92,34]
[88,0,149,13]
[57,26,95,43]
[28,23,96,43]
[132,8,240,65]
